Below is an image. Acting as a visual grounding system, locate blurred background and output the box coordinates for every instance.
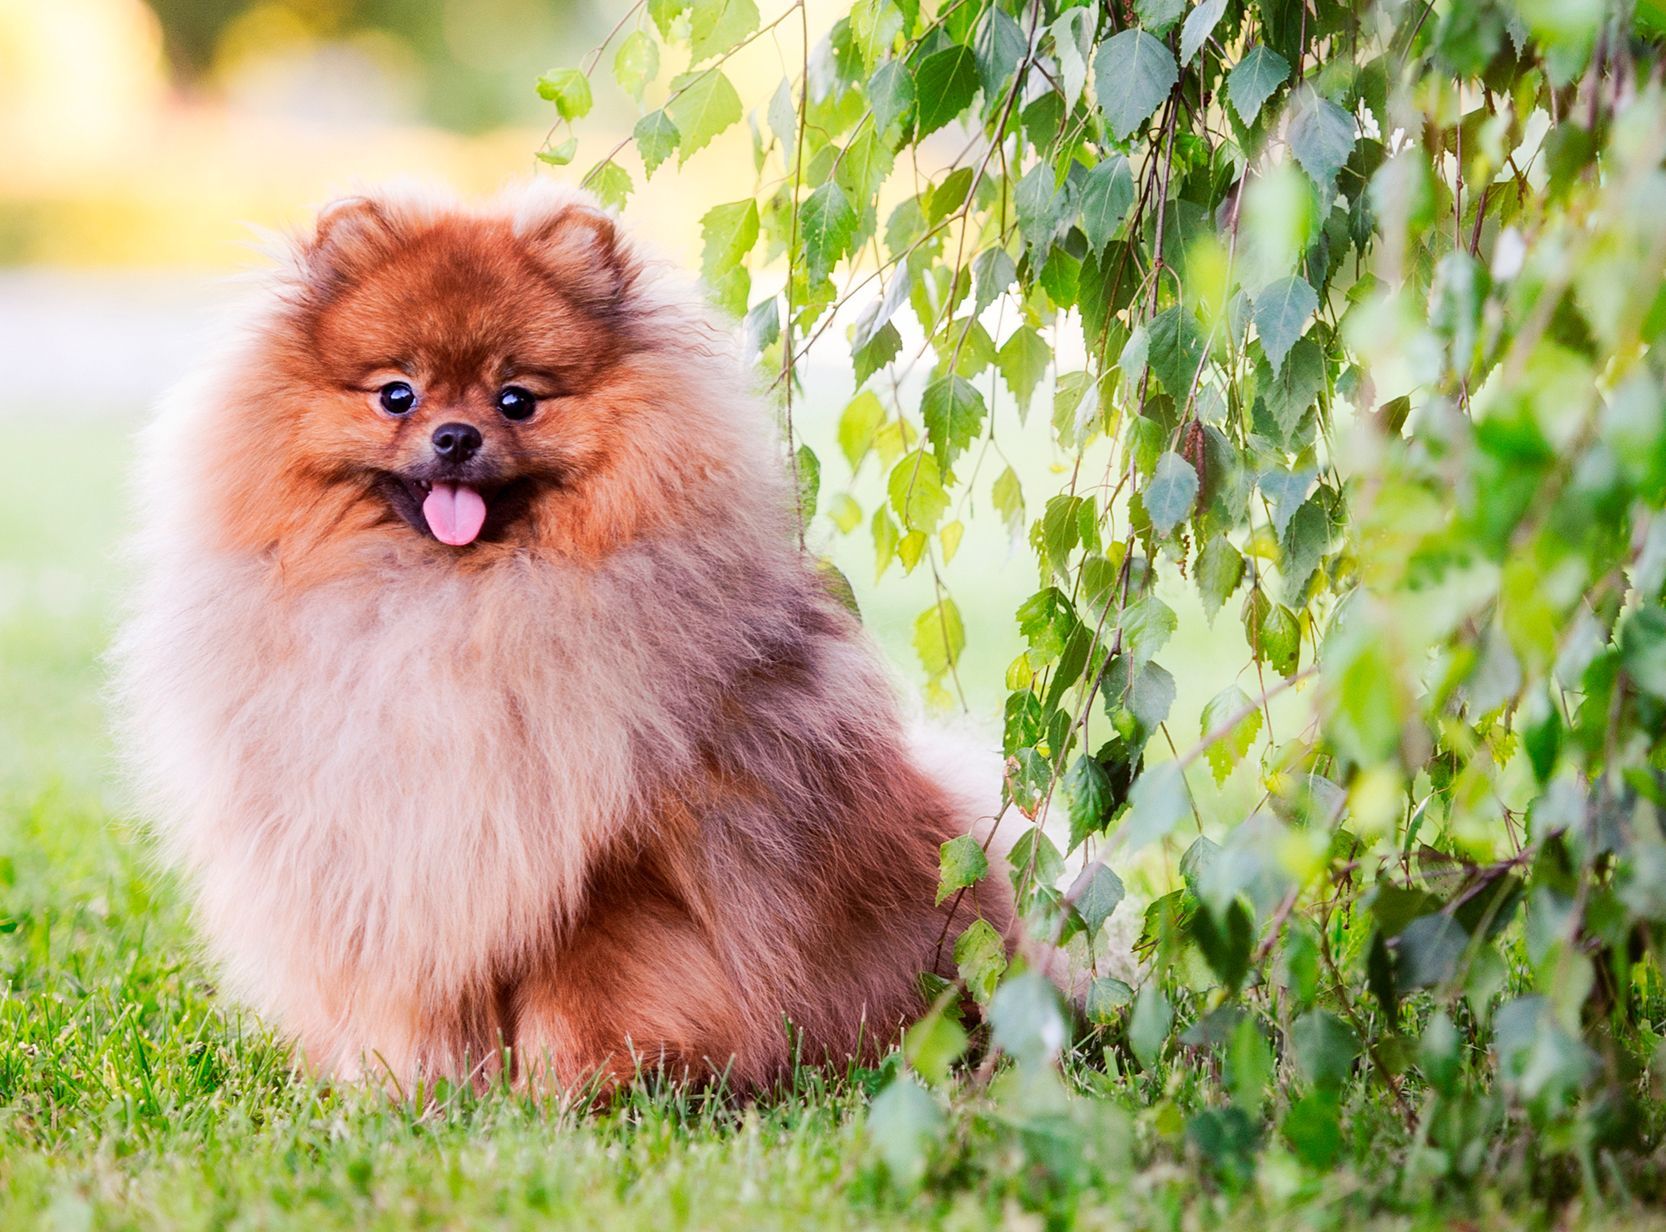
[0,0,759,411]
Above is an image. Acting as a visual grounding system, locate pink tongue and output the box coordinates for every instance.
[422,482,487,546]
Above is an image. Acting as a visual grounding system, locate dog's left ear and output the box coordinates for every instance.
[301,196,402,291]
[524,204,635,310]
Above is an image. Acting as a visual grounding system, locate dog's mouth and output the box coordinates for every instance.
[375,473,546,547]
[420,480,487,546]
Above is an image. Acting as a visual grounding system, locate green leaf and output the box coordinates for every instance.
[1128,660,1176,733]
[667,69,742,163]
[633,110,680,177]
[766,78,795,151]
[1367,885,1444,938]
[1179,0,1227,65]
[920,375,986,471]
[932,318,994,380]
[1287,89,1356,190]
[1253,275,1318,375]
[997,326,1049,413]
[834,128,895,207]
[866,1077,944,1187]
[1015,161,1067,256]
[1121,761,1190,850]
[838,390,885,468]
[742,294,778,361]
[799,180,858,283]
[1227,1015,1274,1113]
[1129,984,1173,1070]
[914,598,965,679]
[1072,861,1126,935]
[649,0,689,40]
[1319,626,1399,760]
[698,199,759,284]
[1085,976,1134,1024]
[1146,306,1205,398]
[853,322,902,385]
[1281,498,1328,602]
[1200,686,1262,784]
[1397,914,1468,988]
[1145,452,1200,535]
[1093,30,1177,142]
[1283,1090,1342,1169]
[825,494,861,536]
[903,1003,968,1086]
[1121,595,1177,667]
[888,451,950,532]
[1246,594,1301,678]
[974,5,1028,96]
[936,834,989,904]
[612,31,659,100]
[1290,1011,1358,1089]
[586,161,632,211]
[990,971,1068,1066]
[1008,825,1065,890]
[993,466,1024,539]
[1196,535,1245,619]
[954,917,1008,1003]
[1079,155,1135,254]
[928,167,974,223]
[1051,8,1094,106]
[869,59,915,134]
[1258,469,1314,541]
[1134,0,1186,34]
[1194,900,1254,992]
[689,0,759,63]
[1021,603,1069,673]
[1228,45,1289,124]
[536,137,577,166]
[1063,754,1113,850]
[1258,340,1325,439]
[536,68,593,121]
[871,504,900,581]
[795,444,819,521]
[973,246,1016,314]
[913,45,980,139]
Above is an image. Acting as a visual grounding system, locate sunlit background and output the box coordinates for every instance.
[0,0,797,407]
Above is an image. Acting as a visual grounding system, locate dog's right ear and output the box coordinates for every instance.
[300,197,399,289]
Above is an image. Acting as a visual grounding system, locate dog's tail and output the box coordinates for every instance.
[908,717,1141,996]
[907,715,1011,855]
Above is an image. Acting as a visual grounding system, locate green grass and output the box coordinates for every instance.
[2,419,1661,1231]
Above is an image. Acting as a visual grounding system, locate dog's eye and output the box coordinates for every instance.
[496,386,536,422]
[378,381,417,416]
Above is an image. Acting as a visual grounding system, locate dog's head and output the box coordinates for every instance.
[207,184,752,568]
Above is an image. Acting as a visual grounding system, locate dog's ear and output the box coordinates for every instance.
[524,204,635,310]
[301,197,400,288]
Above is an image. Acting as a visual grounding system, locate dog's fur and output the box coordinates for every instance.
[112,182,1015,1095]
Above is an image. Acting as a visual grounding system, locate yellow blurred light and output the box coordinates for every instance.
[1349,764,1404,845]
[0,0,166,180]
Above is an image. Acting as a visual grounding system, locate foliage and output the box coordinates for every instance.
[543,0,1666,1204]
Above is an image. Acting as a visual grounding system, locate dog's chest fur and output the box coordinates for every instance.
[118,540,751,1030]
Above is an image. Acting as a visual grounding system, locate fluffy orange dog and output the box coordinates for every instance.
[114,182,1014,1095]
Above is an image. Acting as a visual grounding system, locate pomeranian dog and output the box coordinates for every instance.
[113,182,1015,1096]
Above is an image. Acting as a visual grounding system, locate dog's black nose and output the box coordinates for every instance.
[431,422,482,464]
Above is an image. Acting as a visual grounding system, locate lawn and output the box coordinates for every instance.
[0,418,1658,1231]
